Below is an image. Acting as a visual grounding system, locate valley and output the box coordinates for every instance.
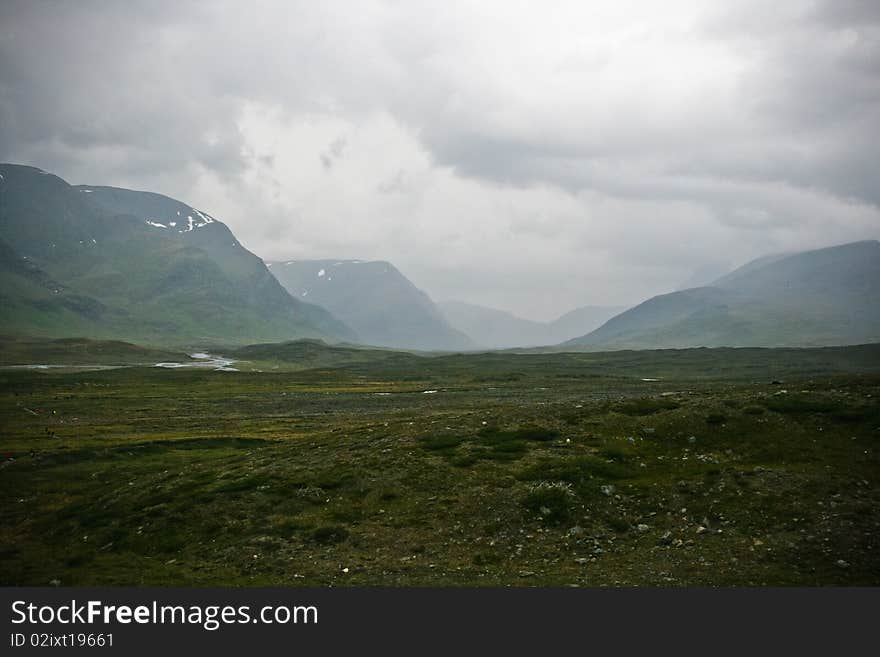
[1,341,878,586]
[1,163,879,588]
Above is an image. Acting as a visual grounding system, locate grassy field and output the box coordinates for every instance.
[1,341,879,586]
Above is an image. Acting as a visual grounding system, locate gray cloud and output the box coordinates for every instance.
[320,137,347,170]
[0,0,877,319]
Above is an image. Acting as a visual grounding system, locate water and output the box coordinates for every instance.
[154,352,239,371]
[1,352,239,372]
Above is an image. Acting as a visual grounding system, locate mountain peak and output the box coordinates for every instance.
[0,164,355,344]
[566,239,880,350]
[269,258,474,351]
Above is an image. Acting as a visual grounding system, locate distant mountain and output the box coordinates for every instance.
[0,164,355,345]
[268,259,475,351]
[566,241,880,350]
[438,301,547,348]
[675,262,733,290]
[548,305,628,343]
[439,300,624,349]
[711,252,791,287]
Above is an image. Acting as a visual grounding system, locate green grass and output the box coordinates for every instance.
[0,340,879,586]
[0,336,191,366]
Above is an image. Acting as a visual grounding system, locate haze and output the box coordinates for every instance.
[1,0,877,320]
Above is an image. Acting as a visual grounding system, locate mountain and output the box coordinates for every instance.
[0,164,355,345]
[438,300,624,349]
[675,262,733,290]
[711,252,791,287]
[548,305,628,342]
[566,240,880,350]
[438,301,547,348]
[268,259,475,351]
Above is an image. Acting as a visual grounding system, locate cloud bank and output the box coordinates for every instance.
[1,0,877,319]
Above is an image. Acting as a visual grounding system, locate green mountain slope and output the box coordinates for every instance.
[268,259,475,351]
[0,164,355,345]
[566,241,880,350]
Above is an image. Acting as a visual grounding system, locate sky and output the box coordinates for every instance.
[1,0,878,321]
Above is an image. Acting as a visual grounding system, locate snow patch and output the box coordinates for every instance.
[318,269,326,277]
[302,291,309,296]
[145,220,167,228]
[80,188,92,193]
[423,390,438,394]
[194,209,215,225]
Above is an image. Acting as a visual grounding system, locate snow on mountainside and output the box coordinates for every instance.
[269,259,475,351]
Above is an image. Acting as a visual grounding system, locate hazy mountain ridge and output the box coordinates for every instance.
[268,259,475,351]
[566,240,880,350]
[0,164,355,345]
[439,300,624,349]
[3,163,877,353]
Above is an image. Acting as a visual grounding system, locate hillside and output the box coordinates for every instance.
[0,336,191,366]
[0,164,355,345]
[566,241,880,350]
[268,259,475,351]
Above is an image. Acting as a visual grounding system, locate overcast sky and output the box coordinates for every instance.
[1,0,878,320]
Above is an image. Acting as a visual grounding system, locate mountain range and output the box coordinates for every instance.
[268,259,475,351]
[0,164,354,345]
[2,163,877,353]
[438,301,624,349]
[566,240,880,350]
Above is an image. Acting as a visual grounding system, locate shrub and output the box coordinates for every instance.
[420,435,465,451]
[514,427,560,442]
[706,413,727,425]
[517,456,635,484]
[599,444,631,462]
[614,399,680,416]
[311,525,349,545]
[765,396,841,415]
[521,482,574,524]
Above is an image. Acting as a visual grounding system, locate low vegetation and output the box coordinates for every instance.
[0,341,878,586]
